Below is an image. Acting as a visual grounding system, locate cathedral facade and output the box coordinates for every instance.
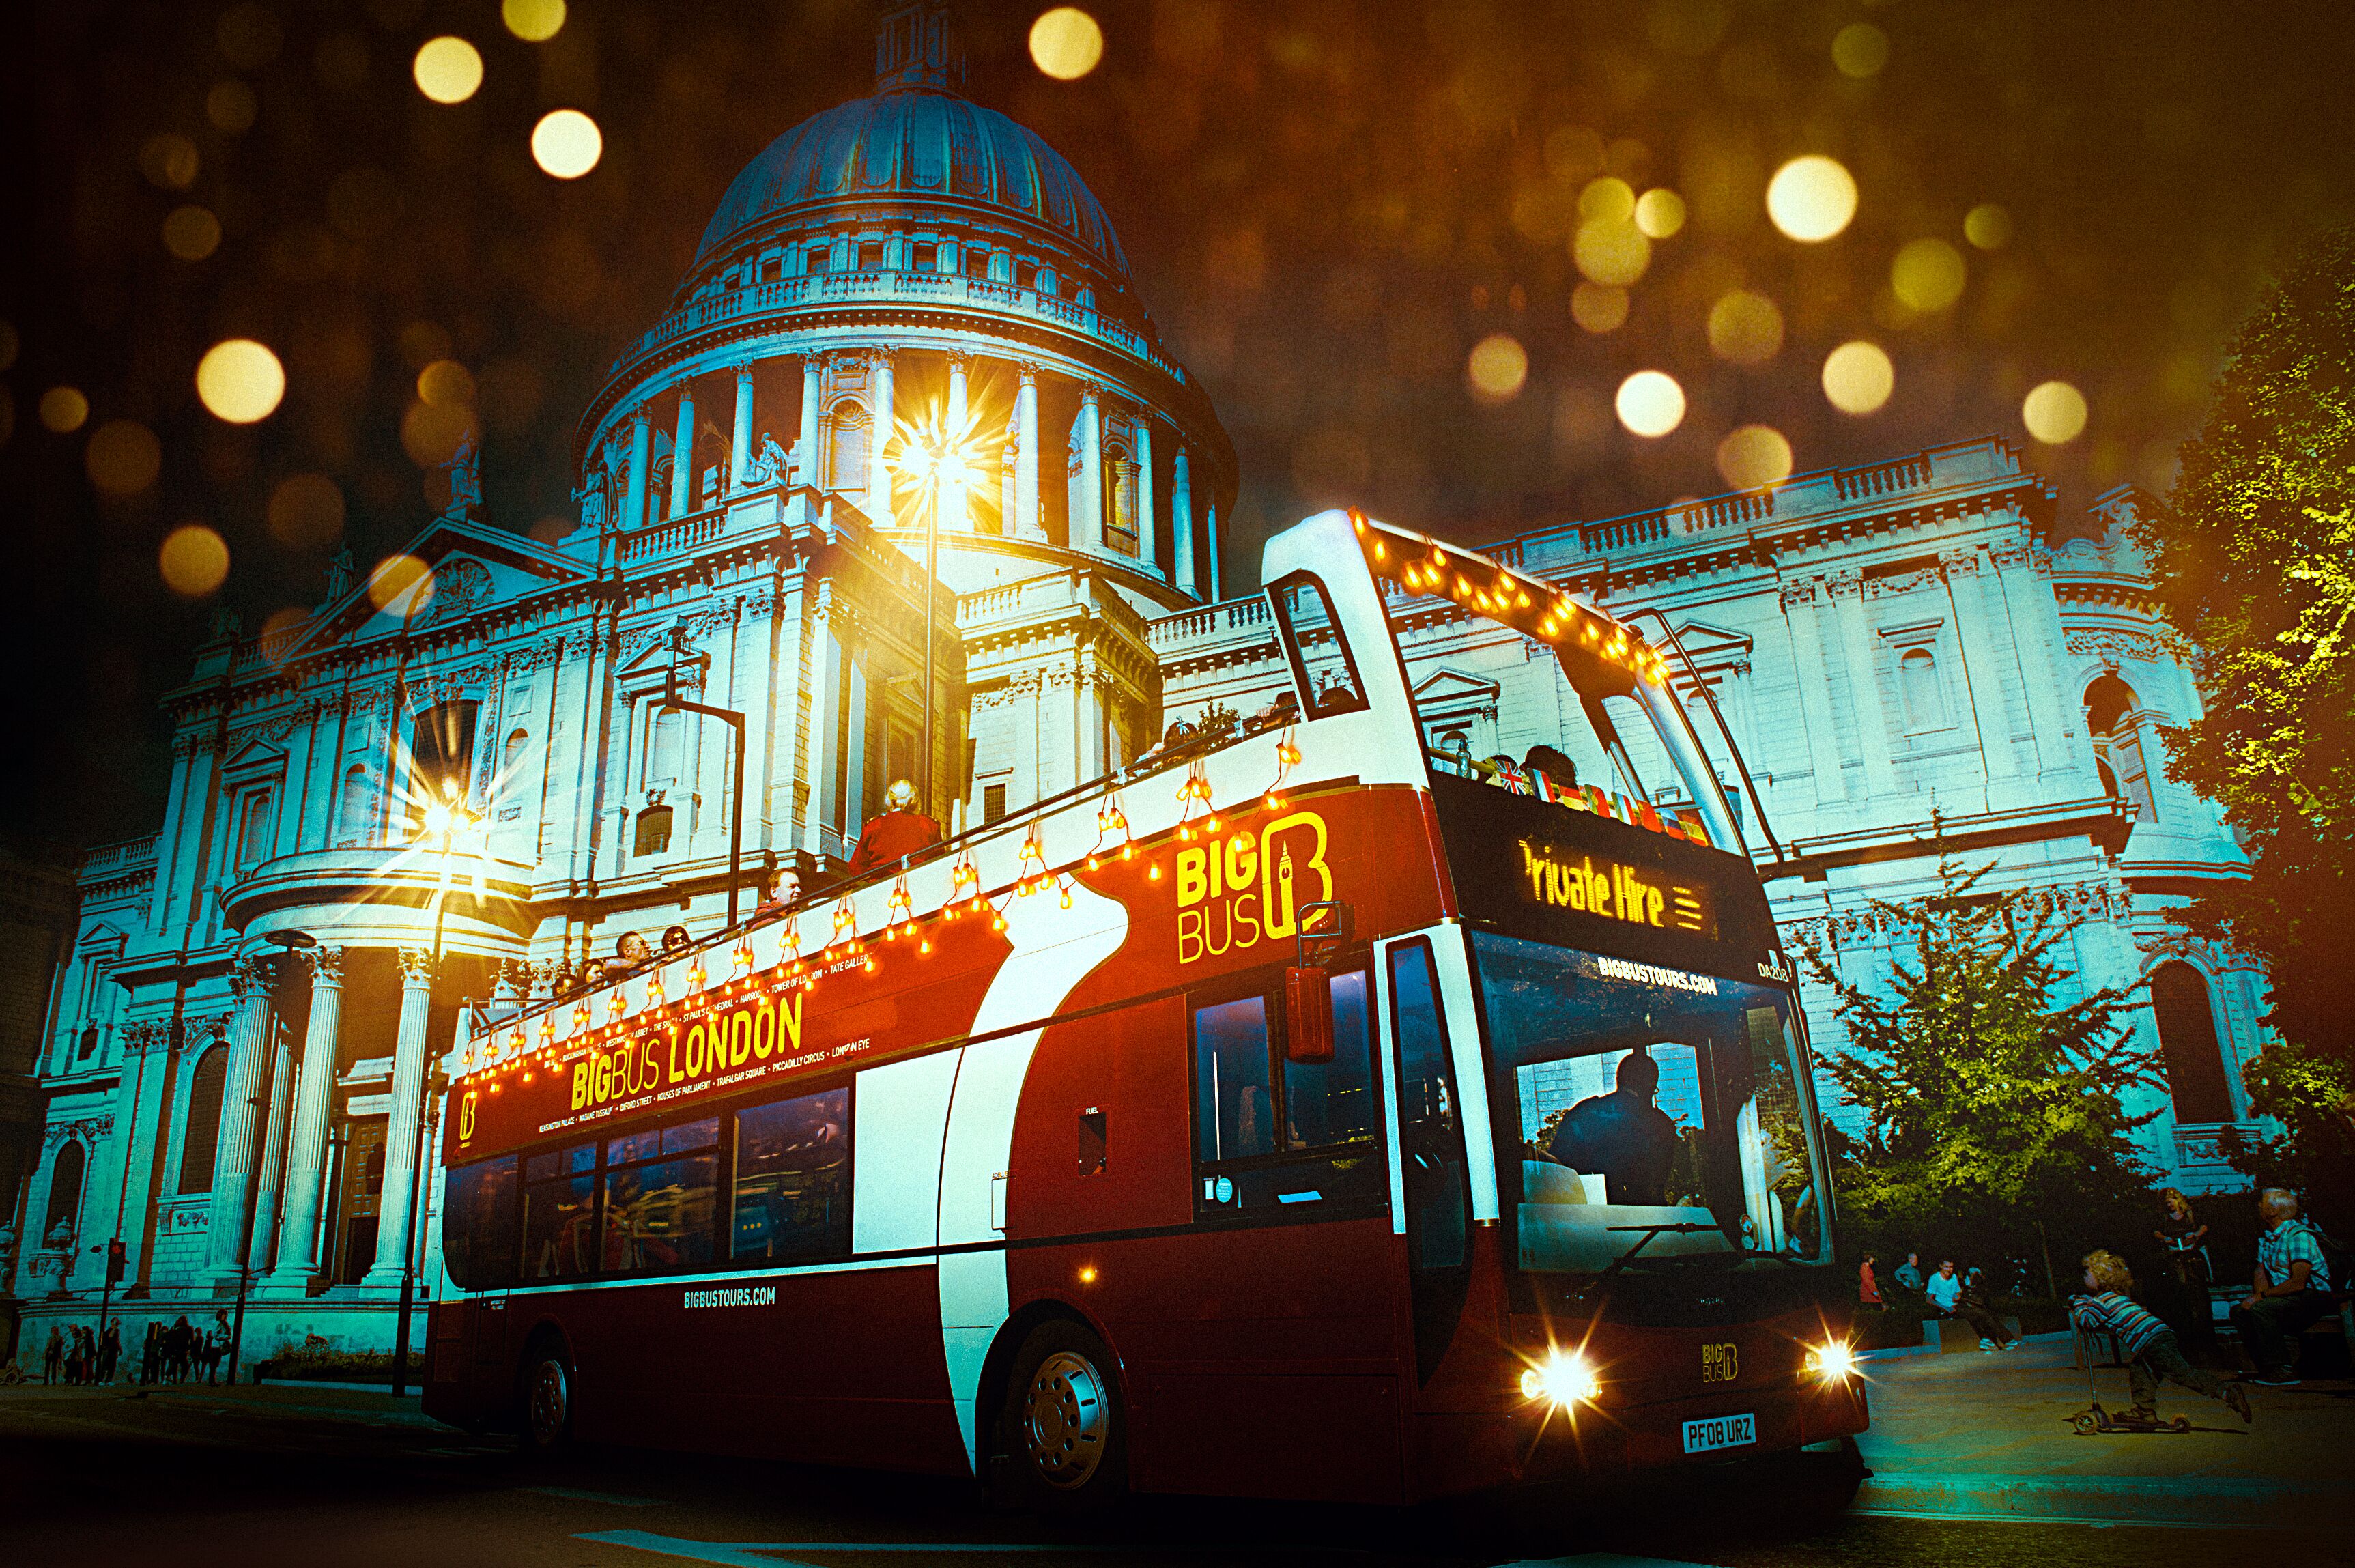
[3,12,2266,1363]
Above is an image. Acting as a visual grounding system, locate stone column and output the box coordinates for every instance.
[1941,548,2019,785]
[625,410,652,530]
[108,1021,173,1289]
[867,352,896,523]
[729,365,756,491]
[1014,365,1041,540]
[1075,385,1104,553]
[1171,446,1197,597]
[1205,502,1222,600]
[1827,573,1898,799]
[268,945,343,1294]
[205,952,278,1281]
[944,352,970,534]
[365,948,436,1287]
[1132,416,1158,576]
[1993,536,2089,780]
[242,1031,289,1275]
[669,382,696,519]
[1778,578,1851,807]
[795,357,823,486]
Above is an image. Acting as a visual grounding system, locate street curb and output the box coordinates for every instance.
[141,1391,453,1431]
[1855,1470,2355,1528]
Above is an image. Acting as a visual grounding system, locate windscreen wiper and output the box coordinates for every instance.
[1599,1221,1722,1278]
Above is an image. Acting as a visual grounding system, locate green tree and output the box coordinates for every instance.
[1803,838,2163,1292]
[2218,1039,2355,1223]
[2136,225,2355,1061]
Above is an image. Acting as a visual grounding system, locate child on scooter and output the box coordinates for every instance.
[2069,1250,2251,1425]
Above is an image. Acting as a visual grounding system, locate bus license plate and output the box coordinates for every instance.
[1681,1412,1756,1455]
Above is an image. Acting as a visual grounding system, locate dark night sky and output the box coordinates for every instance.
[5,0,2352,852]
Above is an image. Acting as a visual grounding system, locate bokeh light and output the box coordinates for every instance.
[1717,425,1794,491]
[1633,188,1686,239]
[1571,283,1629,334]
[1466,334,1528,403]
[532,109,603,179]
[1831,23,1890,78]
[160,525,230,597]
[368,554,438,618]
[195,339,285,424]
[1616,371,1685,438]
[1577,177,1636,224]
[1029,8,1104,81]
[1707,289,1784,365]
[417,360,476,409]
[1822,341,1896,415]
[137,133,199,192]
[1965,203,2014,250]
[207,81,257,133]
[413,37,484,104]
[1574,218,1651,287]
[2023,380,2089,444]
[162,205,221,261]
[40,387,90,433]
[1891,238,1967,311]
[266,473,347,547]
[401,400,476,467]
[503,0,567,42]
[87,420,162,496]
[1765,156,1857,242]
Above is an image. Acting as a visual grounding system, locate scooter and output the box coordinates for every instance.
[2068,1357,2190,1434]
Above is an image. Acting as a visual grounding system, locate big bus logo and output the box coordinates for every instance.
[458,1090,476,1145]
[1173,810,1332,965]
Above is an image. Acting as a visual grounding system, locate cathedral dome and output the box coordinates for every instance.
[693,89,1131,283]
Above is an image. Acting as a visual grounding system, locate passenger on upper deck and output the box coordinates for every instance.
[846,779,943,875]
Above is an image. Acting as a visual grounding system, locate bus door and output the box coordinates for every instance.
[1380,935,1474,1384]
[1139,964,1400,1502]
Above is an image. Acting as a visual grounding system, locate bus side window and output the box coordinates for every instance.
[443,1155,516,1290]
[1388,941,1468,1272]
[601,1115,720,1274]
[1190,971,1382,1216]
[732,1085,850,1263]
[521,1142,597,1281]
[1268,572,1371,721]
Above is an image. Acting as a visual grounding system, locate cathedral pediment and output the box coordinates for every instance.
[1668,618,1753,674]
[276,519,596,663]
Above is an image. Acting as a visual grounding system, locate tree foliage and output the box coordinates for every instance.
[2137,225,2355,1060]
[2218,1039,2355,1225]
[1803,838,2163,1289]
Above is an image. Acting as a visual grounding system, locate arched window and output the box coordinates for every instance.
[830,402,869,496]
[235,788,275,868]
[646,708,681,786]
[337,765,374,844]
[178,1044,229,1194]
[502,727,530,786]
[2152,963,2235,1124]
[2086,674,2156,820]
[44,1141,86,1241]
[1900,648,1945,730]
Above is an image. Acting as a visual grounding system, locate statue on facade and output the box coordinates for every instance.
[322,547,356,603]
[443,427,483,520]
[571,476,608,536]
[745,433,788,488]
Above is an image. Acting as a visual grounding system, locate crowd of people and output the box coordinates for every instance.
[18,1312,232,1388]
[1857,1184,2343,1418]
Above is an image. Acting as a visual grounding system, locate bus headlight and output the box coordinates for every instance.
[1518,1348,1601,1408]
[1806,1341,1858,1382]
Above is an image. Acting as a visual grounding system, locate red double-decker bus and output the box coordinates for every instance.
[425,509,1865,1509]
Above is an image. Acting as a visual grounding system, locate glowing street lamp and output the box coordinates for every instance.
[890,408,988,821]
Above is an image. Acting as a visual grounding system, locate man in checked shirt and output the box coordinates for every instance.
[2072,1250,2253,1424]
[2233,1188,2337,1386]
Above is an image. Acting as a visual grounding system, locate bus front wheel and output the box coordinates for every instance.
[999,1321,1126,1512]
[519,1345,575,1458]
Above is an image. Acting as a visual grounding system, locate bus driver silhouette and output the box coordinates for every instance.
[1543,1050,1679,1206]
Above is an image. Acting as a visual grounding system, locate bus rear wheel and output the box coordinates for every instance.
[519,1346,575,1458]
[999,1321,1126,1512]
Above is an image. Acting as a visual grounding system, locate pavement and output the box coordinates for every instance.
[1853,1332,2355,1528]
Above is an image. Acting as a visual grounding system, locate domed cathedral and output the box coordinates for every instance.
[574,1,1234,827]
[0,3,1230,1352]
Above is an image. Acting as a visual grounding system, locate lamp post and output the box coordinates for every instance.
[660,625,750,928]
[391,786,477,1398]
[892,414,973,821]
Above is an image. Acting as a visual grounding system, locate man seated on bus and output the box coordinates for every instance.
[846,779,943,875]
[1541,1051,1679,1206]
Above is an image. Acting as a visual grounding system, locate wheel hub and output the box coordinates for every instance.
[1023,1349,1108,1488]
[529,1359,569,1446]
